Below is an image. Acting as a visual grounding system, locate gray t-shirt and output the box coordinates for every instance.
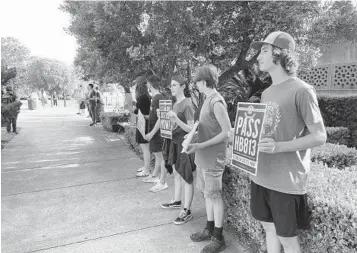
[195,92,228,170]
[250,77,323,195]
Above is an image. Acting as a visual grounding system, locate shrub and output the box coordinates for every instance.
[326,127,350,145]
[311,143,357,169]
[318,95,357,148]
[100,111,130,132]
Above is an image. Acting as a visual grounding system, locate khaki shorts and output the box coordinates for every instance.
[196,158,225,199]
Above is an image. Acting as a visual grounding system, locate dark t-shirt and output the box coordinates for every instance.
[172,98,194,143]
[148,93,167,134]
[134,94,151,115]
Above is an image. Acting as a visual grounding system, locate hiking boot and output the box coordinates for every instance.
[174,209,193,225]
[161,200,181,209]
[190,228,212,242]
[200,236,226,253]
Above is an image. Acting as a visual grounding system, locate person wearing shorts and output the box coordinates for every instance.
[133,76,152,177]
[250,31,326,253]
[144,75,169,193]
[187,65,231,253]
[160,75,196,225]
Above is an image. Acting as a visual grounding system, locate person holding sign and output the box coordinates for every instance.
[133,76,151,177]
[250,31,326,253]
[144,75,169,193]
[186,65,231,253]
[160,75,196,225]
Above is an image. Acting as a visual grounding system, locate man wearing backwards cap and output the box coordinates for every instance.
[250,31,326,253]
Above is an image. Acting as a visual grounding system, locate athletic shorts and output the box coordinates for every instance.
[250,181,309,237]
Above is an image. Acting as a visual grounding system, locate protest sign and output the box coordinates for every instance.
[231,103,267,176]
[159,100,172,139]
[137,109,146,137]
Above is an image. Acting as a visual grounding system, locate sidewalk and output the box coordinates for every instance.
[1,104,248,253]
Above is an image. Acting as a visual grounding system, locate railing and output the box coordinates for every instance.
[299,62,357,91]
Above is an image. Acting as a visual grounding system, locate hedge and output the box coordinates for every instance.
[318,95,357,148]
[311,143,357,169]
[100,111,130,132]
[326,127,350,146]
[124,125,357,253]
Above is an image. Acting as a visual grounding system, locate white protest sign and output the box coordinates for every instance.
[137,109,146,137]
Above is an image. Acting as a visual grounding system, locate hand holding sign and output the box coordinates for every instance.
[258,138,278,154]
[166,110,177,122]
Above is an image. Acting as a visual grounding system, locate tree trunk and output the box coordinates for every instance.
[63,92,67,107]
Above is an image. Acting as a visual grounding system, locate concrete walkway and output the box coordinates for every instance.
[1,103,248,253]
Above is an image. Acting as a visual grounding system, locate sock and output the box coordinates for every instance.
[183,208,191,215]
[205,220,214,234]
[213,227,223,241]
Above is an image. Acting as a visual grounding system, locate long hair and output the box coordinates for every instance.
[172,75,191,98]
[135,82,149,101]
[272,46,299,75]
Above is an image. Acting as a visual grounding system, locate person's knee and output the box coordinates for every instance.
[261,221,277,235]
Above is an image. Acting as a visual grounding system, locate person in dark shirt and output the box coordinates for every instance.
[144,75,169,193]
[133,76,152,177]
[4,86,20,134]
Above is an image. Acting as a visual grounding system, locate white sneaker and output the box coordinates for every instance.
[150,182,168,193]
[137,167,144,172]
[142,175,159,183]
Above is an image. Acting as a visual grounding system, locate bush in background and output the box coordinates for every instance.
[311,143,357,169]
[318,95,357,148]
[100,111,130,132]
[326,127,350,145]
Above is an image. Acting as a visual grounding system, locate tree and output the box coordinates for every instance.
[62,1,357,117]
[1,37,31,94]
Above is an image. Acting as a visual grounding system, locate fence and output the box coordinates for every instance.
[300,62,357,94]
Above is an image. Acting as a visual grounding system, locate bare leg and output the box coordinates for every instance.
[173,168,182,202]
[140,143,150,174]
[279,236,302,253]
[183,180,194,210]
[261,222,282,253]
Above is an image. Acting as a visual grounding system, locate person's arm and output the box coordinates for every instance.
[187,102,230,153]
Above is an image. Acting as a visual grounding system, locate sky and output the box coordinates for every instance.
[1,0,77,65]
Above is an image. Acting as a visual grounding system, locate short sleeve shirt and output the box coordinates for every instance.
[148,93,167,134]
[250,77,323,194]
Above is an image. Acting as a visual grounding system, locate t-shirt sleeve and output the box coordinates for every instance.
[297,87,323,125]
[184,100,194,122]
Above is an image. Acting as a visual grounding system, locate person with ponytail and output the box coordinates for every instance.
[160,75,196,225]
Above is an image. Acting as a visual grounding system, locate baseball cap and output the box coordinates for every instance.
[251,31,295,52]
[193,65,219,86]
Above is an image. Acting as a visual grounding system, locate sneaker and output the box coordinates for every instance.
[142,175,159,183]
[191,228,212,242]
[137,167,144,172]
[161,200,181,209]
[149,182,168,192]
[200,236,226,253]
[174,209,193,225]
[136,171,149,177]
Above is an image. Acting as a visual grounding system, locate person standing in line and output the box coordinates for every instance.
[133,76,152,177]
[187,65,231,253]
[249,31,326,253]
[160,75,196,225]
[144,75,169,193]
